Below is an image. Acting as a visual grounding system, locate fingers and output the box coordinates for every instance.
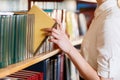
[52,28,60,35]
[42,27,59,34]
[56,24,61,31]
[42,21,63,40]
[54,19,62,30]
[50,31,59,39]
[41,28,52,32]
[42,28,60,40]
[49,38,58,44]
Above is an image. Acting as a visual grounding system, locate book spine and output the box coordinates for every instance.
[7,70,43,80]
[0,15,2,68]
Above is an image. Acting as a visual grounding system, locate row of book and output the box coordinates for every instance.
[0,0,28,12]
[30,0,76,11]
[24,53,64,80]
[0,14,35,68]
[65,55,80,80]
[1,70,43,80]
[25,53,80,80]
[0,5,56,68]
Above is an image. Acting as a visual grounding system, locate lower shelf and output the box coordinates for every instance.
[0,49,60,78]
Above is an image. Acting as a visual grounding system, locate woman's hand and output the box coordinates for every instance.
[43,22,73,53]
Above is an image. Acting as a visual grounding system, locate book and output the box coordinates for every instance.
[28,5,56,54]
[64,55,70,80]
[78,13,87,35]
[66,12,73,39]
[6,70,43,80]
[0,15,2,68]
[0,14,35,68]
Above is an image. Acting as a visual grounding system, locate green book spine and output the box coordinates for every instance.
[19,14,27,61]
[8,15,12,65]
[18,15,22,62]
[0,15,2,68]
[11,15,16,64]
[22,15,27,60]
[6,15,11,65]
[14,15,19,63]
[0,15,5,68]
[2,16,8,67]
[9,15,15,64]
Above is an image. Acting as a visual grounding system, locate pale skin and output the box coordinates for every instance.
[44,0,114,80]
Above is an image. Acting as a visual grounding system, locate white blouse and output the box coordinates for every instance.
[81,0,120,79]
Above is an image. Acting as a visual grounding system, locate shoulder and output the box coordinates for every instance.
[103,8,120,31]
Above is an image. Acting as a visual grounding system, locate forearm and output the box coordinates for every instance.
[66,46,100,80]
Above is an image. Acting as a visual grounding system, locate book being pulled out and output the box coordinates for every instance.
[28,5,57,55]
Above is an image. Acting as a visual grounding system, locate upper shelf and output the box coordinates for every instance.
[0,36,83,78]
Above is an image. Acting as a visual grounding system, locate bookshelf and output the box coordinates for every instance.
[0,0,84,79]
[0,37,83,78]
[77,0,97,29]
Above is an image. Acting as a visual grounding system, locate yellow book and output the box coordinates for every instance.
[66,12,73,40]
[28,5,56,54]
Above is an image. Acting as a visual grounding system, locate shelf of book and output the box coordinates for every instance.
[0,36,83,78]
[28,0,64,10]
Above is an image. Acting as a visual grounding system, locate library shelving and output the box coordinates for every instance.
[0,37,83,78]
[0,0,85,79]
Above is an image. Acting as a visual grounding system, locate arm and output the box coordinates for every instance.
[43,23,112,80]
[66,45,100,80]
[66,45,112,80]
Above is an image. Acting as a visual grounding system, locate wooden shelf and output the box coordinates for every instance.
[0,49,60,78]
[0,36,83,78]
[71,36,83,46]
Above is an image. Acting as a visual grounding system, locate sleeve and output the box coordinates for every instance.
[96,20,118,78]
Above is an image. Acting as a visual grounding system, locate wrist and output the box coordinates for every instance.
[66,45,75,55]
